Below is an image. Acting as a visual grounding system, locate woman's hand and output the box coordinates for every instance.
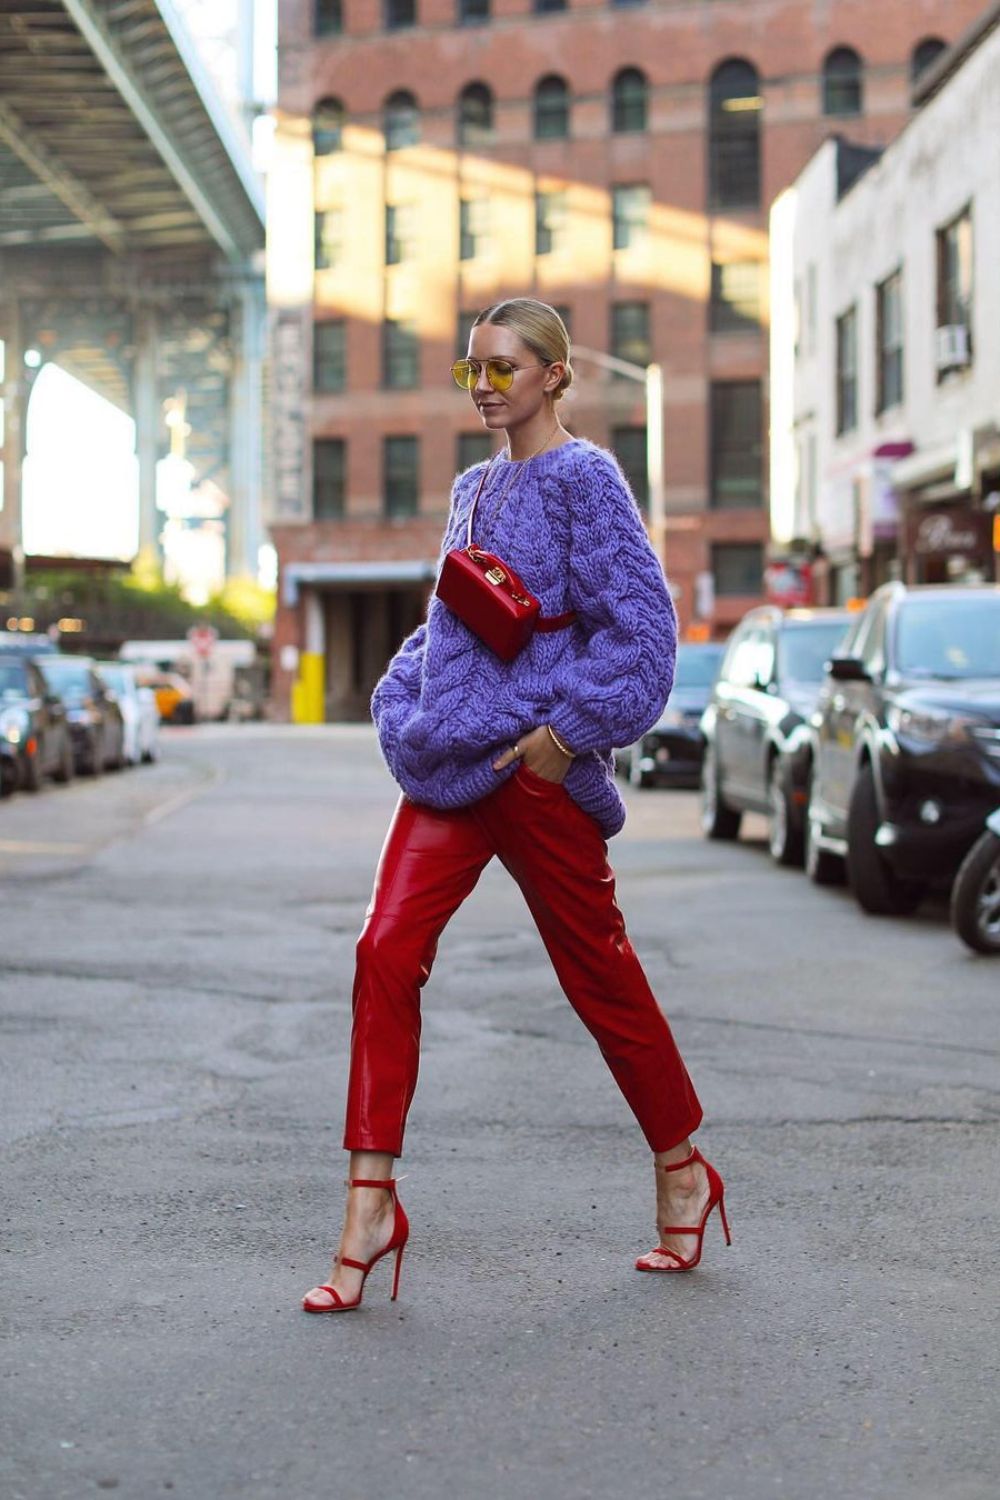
[492,724,573,784]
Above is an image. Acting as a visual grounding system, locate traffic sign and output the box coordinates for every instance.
[187,624,218,659]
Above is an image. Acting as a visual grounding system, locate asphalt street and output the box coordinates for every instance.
[2,725,997,1500]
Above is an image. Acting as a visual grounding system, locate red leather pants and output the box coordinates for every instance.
[344,765,703,1156]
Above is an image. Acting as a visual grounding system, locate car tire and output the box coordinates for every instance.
[950,831,1000,955]
[767,760,804,868]
[53,735,74,784]
[804,775,846,886]
[847,763,925,916]
[22,747,43,792]
[700,743,742,841]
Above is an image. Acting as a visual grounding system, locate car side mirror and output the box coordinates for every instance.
[827,655,871,683]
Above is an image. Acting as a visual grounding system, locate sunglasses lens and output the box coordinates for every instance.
[451,360,475,390]
[486,360,514,392]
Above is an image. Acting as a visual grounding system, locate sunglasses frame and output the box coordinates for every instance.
[451,357,551,393]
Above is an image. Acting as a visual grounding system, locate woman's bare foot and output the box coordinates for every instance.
[304,1181,398,1309]
[635,1142,710,1271]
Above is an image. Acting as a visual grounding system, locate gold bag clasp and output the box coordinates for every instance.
[485,566,506,585]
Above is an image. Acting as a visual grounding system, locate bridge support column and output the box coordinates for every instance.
[0,297,26,592]
[134,306,161,567]
[227,275,265,580]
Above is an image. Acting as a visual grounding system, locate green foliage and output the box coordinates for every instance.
[12,561,261,642]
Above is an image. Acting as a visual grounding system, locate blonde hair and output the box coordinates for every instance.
[473,299,573,401]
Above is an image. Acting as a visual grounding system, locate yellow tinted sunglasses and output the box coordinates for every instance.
[450,357,549,392]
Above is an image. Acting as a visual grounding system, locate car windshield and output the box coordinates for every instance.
[0,662,29,697]
[779,621,851,683]
[98,667,127,692]
[674,646,724,689]
[38,661,92,696]
[895,594,1000,679]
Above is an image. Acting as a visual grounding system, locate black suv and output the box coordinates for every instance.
[700,606,853,865]
[805,583,1000,914]
[0,655,75,791]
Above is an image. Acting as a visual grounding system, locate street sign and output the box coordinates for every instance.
[187,624,218,659]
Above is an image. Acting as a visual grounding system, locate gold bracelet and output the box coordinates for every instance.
[546,723,575,759]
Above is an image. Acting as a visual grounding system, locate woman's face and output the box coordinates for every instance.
[466,322,564,433]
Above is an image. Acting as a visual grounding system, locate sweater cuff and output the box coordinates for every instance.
[548,707,602,757]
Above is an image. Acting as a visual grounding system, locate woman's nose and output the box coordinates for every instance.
[473,366,493,395]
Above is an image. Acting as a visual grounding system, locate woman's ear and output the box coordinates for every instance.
[543,361,565,396]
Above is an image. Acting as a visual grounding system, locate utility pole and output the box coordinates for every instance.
[571,347,666,561]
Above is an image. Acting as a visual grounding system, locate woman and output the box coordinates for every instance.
[303,299,730,1314]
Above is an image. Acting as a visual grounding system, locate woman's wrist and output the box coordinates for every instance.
[545,723,575,759]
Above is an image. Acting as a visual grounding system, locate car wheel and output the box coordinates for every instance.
[700,743,742,841]
[950,831,1000,955]
[804,775,846,886]
[53,735,74,784]
[767,760,804,868]
[847,763,925,916]
[22,746,43,792]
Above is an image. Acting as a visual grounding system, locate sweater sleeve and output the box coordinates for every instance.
[548,448,677,754]
[370,619,428,768]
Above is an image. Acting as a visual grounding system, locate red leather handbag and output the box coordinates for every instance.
[435,457,577,662]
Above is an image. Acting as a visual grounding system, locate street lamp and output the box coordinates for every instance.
[571,347,665,560]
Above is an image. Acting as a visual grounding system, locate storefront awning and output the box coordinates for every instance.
[281,560,438,607]
[891,441,959,494]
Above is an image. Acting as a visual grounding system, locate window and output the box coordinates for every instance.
[612,183,650,250]
[710,261,762,333]
[314,321,346,393]
[535,190,568,255]
[385,90,419,150]
[534,0,566,12]
[459,0,489,23]
[314,208,344,269]
[712,543,764,597]
[383,320,419,389]
[937,207,973,342]
[835,306,858,435]
[551,304,572,337]
[385,203,417,265]
[314,0,342,36]
[385,0,415,29]
[822,47,863,117]
[459,198,489,260]
[313,438,346,519]
[710,380,762,507]
[911,37,946,84]
[612,68,647,133]
[313,97,344,155]
[610,301,650,369]
[534,75,569,140]
[457,82,493,147]
[384,436,419,517]
[875,270,903,413]
[611,426,648,510]
[456,310,478,355]
[708,59,761,210]
[457,433,492,471]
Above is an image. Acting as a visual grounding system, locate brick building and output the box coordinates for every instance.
[267,0,983,721]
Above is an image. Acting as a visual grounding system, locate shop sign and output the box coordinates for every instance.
[765,558,814,607]
[906,509,991,558]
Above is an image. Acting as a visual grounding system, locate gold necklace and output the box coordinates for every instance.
[480,421,562,539]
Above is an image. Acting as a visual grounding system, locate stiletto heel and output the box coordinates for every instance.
[636,1146,731,1273]
[302,1176,410,1313]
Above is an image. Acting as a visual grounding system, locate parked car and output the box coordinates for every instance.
[0,655,75,791]
[700,606,853,865]
[619,642,726,787]
[95,663,160,765]
[33,656,126,775]
[951,807,1000,955]
[805,583,1000,914]
[133,668,196,725]
[0,631,58,658]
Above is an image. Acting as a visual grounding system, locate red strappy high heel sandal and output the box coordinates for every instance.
[636,1146,732,1273]
[302,1177,409,1313]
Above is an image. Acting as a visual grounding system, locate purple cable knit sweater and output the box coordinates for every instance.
[370,438,678,838]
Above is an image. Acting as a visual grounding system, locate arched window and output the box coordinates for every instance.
[457,82,494,147]
[534,75,569,140]
[911,37,947,84]
[612,67,647,134]
[313,97,344,155]
[822,46,863,117]
[384,90,420,151]
[709,59,761,210]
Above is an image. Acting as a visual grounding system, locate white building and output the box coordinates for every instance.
[770,4,1000,604]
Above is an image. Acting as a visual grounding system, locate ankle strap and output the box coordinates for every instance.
[658,1148,701,1174]
[347,1176,396,1190]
